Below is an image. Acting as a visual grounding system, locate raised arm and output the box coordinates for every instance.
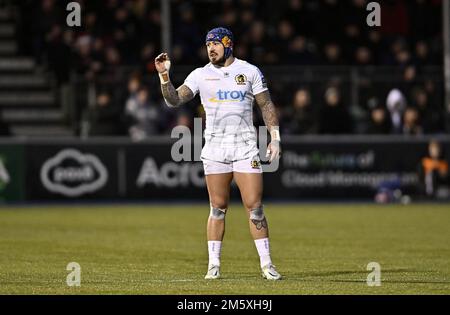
[255,90,281,162]
[155,53,194,107]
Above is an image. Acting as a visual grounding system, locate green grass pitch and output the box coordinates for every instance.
[0,203,449,294]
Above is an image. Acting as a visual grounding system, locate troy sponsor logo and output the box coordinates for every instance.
[40,149,108,197]
[209,90,247,103]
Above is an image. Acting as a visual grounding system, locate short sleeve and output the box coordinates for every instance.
[183,68,200,96]
[251,66,268,95]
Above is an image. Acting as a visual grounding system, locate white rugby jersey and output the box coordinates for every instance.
[183,58,268,162]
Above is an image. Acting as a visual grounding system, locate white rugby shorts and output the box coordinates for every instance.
[203,155,263,175]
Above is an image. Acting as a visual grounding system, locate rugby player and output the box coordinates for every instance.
[155,27,282,280]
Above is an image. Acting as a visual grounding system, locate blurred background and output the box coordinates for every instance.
[0,0,449,203]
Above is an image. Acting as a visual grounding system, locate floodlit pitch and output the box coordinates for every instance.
[0,204,449,294]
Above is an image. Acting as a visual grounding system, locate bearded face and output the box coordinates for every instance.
[206,41,226,65]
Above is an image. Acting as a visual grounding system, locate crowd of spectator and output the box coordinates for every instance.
[15,0,447,139]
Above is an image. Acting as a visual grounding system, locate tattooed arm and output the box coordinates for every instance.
[161,83,194,108]
[255,90,279,134]
[255,90,281,162]
[155,52,194,107]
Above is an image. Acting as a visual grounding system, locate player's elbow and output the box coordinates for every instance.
[164,98,179,108]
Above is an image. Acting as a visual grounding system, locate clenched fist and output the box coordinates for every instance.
[155,53,171,73]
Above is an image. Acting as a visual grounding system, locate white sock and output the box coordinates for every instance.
[208,241,222,267]
[254,238,272,268]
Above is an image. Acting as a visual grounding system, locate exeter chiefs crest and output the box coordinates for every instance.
[235,74,247,85]
[250,156,261,169]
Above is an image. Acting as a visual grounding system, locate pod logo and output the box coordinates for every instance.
[40,149,108,197]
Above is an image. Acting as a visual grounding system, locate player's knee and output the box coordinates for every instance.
[245,200,262,211]
[249,204,265,221]
[210,204,227,220]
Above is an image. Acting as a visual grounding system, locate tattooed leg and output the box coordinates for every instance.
[249,205,269,239]
[251,216,268,231]
[232,172,269,239]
